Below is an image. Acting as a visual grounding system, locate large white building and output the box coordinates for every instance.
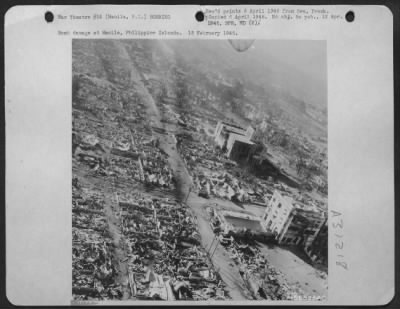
[262,190,294,241]
[262,190,326,246]
[214,121,255,161]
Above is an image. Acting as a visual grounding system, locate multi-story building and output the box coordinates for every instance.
[214,121,255,162]
[214,121,253,146]
[304,218,328,263]
[225,134,255,161]
[262,190,294,241]
[262,190,327,261]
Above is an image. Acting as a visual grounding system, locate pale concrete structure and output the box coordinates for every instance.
[213,121,255,161]
[262,190,326,247]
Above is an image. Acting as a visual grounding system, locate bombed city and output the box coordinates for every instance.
[72,39,328,302]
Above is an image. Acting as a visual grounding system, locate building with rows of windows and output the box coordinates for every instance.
[262,190,327,263]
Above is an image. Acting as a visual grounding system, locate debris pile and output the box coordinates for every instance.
[72,188,123,300]
[177,135,269,204]
[208,210,325,301]
[72,39,327,302]
[73,118,174,191]
[118,194,229,300]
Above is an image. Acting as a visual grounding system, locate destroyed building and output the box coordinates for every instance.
[213,209,265,234]
[207,205,317,301]
[213,121,256,161]
[262,190,327,263]
[72,39,328,302]
[304,218,328,264]
[213,121,300,188]
[247,153,300,188]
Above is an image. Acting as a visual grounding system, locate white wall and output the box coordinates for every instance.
[263,190,293,235]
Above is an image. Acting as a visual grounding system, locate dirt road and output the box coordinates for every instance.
[258,244,328,297]
[187,195,254,300]
[113,41,253,299]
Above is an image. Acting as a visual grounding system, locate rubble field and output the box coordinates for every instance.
[72,40,231,301]
[72,39,327,302]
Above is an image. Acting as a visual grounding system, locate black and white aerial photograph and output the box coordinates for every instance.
[72,39,328,302]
